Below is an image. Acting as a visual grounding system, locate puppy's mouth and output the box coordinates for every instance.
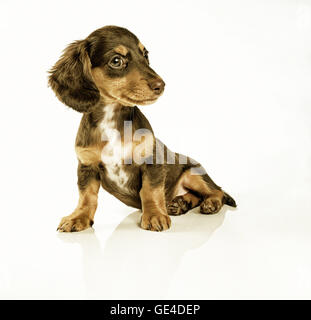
[122,95,159,105]
[119,83,164,106]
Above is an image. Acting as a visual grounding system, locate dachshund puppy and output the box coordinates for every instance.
[49,26,236,232]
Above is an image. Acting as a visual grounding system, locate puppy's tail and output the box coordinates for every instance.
[223,192,237,208]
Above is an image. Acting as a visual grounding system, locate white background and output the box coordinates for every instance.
[0,0,310,299]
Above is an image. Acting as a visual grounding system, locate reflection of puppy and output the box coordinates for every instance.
[49,26,236,232]
[57,209,226,299]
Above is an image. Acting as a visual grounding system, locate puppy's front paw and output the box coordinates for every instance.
[57,215,93,232]
[141,213,171,232]
[200,197,222,214]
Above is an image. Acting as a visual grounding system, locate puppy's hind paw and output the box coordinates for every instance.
[200,197,222,215]
[167,196,191,216]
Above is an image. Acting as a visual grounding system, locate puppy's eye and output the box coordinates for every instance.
[108,55,125,69]
[144,51,149,62]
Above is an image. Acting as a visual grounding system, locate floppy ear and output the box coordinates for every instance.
[48,40,100,112]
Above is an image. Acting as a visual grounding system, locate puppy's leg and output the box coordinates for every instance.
[181,169,236,215]
[167,192,201,216]
[140,170,171,232]
[57,164,100,232]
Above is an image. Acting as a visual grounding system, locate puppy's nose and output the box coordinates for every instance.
[148,78,165,94]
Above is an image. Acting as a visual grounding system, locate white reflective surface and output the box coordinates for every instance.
[1,190,311,299]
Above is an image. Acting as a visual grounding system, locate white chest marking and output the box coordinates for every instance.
[99,105,129,190]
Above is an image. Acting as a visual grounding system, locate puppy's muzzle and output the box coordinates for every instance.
[148,78,165,95]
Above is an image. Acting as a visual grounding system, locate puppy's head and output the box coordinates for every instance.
[49,26,165,112]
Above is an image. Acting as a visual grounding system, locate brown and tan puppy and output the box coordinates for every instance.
[48,26,236,232]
